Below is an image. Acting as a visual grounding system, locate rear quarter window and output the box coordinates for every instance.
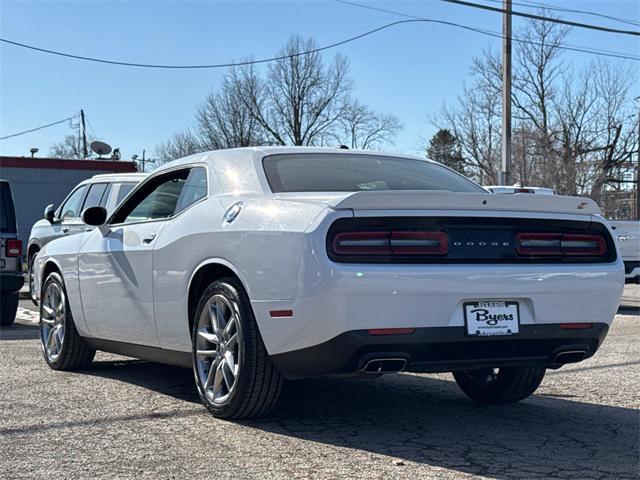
[0,182,17,233]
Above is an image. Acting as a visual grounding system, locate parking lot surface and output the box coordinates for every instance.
[1,289,638,480]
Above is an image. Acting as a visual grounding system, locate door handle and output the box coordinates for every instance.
[62,227,70,234]
[142,233,156,244]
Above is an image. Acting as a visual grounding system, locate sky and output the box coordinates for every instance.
[1,0,638,162]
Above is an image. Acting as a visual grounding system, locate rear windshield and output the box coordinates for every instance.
[263,154,484,193]
[0,182,17,233]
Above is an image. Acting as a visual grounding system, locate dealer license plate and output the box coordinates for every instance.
[464,301,520,337]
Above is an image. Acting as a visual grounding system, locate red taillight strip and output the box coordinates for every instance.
[5,239,22,257]
[368,328,415,335]
[269,310,293,318]
[560,323,593,330]
[516,233,607,257]
[561,234,606,256]
[333,231,447,256]
[390,231,448,255]
[332,231,391,255]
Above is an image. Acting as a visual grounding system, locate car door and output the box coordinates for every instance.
[78,168,193,345]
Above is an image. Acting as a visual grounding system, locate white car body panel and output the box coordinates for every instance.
[609,220,640,281]
[32,147,624,367]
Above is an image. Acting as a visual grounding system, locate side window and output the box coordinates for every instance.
[81,183,109,211]
[99,183,112,209]
[115,182,136,206]
[111,169,192,225]
[175,168,207,214]
[59,185,89,220]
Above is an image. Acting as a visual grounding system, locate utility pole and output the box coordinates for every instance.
[636,100,639,219]
[501,0,512,186]
[80,109,88,158]
[141,149,146,173]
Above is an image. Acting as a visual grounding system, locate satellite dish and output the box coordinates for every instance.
[90,140,112,157]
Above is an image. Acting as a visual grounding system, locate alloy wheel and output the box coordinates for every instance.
[40,282,66,362]
[195,294,242,404]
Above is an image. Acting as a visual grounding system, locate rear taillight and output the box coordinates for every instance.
[516,233,606,257]
[332,231,448,256]
[5,239,22,257]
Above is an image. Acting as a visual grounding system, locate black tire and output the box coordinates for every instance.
[28,250,39,305]
[40,272,95,370]
[0,291,19,326]
[453,367,546,404]
[192,277,283,419]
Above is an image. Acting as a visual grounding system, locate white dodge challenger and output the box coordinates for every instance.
[32,147,624,418]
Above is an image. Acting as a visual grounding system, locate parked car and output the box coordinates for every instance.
[0,180,24,326]
[609,220,640,283]
[485,185,556,195]
[27,172,147,299]
[32,147,624,419]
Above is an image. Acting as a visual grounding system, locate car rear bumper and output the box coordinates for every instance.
[0,271,25,293]
[270,323,609,379]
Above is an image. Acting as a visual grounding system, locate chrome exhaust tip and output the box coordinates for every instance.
[554,350,587,364]
[362,358,408,373]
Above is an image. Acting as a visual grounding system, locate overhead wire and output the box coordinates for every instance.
[480,0,640,28]
[439,0,640,36]
[2,6,639,72]
[0,115,77,141]
[336,0,640,61]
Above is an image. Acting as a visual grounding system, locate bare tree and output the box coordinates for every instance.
[156,130,203,163]
[432,11,638,202]
[50,135,84,159]
[332,100,401,149]
[196,73,267,149]
[234,36,352,146]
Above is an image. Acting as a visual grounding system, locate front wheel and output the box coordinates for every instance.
[40,272,95,370]
[453,367,546,404]
[192,277,283,419]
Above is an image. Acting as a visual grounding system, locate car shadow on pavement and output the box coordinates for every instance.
[0,322,39,340]
[245,374,637,479]
[86,359,200,404]
[81,358,637,479]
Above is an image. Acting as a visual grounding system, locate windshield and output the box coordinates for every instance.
[263,154,484,193]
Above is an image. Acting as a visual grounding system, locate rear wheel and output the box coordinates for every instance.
[192,277,283,419]
[453,367,546,404]
[40,272,95,370]
[0,291,19,326]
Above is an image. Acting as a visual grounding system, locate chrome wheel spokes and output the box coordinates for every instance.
[41,282,66,362]
[195,294,242,404]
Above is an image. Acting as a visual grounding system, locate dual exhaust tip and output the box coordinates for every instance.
[362,350,588,373]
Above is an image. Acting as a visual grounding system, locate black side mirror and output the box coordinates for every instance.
[44,204,56,223]
[81,206,108,227]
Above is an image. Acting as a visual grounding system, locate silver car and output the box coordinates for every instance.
[27,172,147,297]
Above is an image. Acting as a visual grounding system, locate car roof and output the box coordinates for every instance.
[159,146,435,170]
[82,172,148,184]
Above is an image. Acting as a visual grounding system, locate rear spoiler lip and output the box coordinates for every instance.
[326,191,602,216]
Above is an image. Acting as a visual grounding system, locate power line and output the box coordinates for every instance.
[3,9,638,72]
[0,115,76,141]
[336,0,640,61]
[440,0,640,36]
[481,0,640,28]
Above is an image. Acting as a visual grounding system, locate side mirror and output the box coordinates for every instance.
[81,206,108,227]
[44,204,56,223]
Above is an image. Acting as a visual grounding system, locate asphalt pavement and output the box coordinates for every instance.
[1,288,638,479]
